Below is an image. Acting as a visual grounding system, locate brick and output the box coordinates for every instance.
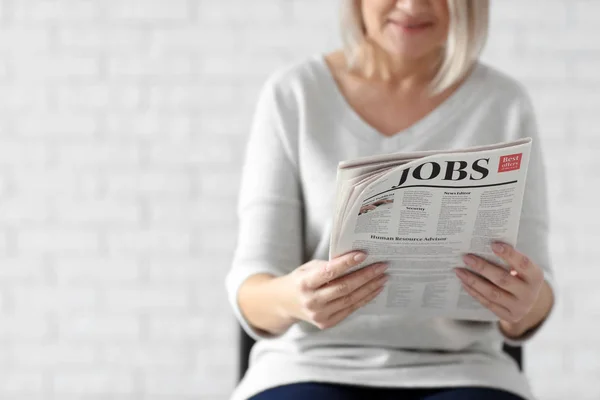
[523,29,600,52]
[536,116,569,143]
[148,315,210,340]
[52,199,140,226]
[100,344,190,368]
[17,229,99,255]
[142,372,211,396]
[104,171,192,199]
[0,28,49,52]
[574,114,600,140]
[198,0,286,24]
[11,169,102,200]
[0,140,49,166]
[13,113,97,138]
[11,55,99,80]
[198,171,240,198]
[56,396,134,400]
[292,1,339,25]
[192,227,236,254]
[491,0,568,25]
[102,287,189,312]
[147,257,217,283]
[199,55,255,77]
[192,288,230,317]
[55,84,143,111]
[564,318,600,347]
[0,257,47,283]
[571,349,600,373]
[481,28,518,57]
[106,229,191,255]
[216,52,291,80]
[0,371,45,395]
[236,25,331,51]
[572,228,600,257]
[13,286,97,313]
[0,317,50,339]
[107,56,194,78]
[147,197,237,228]
[12,344,97,367]
[146,141,235,167]
[0,85,49,112]
[0,232,13,258]
[57,28,145,51]
[568,284,600,317]
[53,370,135,395]
[148,85,241,109]
[107,0,190,21]
[150,28,237,53]
[54,257,139,284]
[12,0,100,23]
[530,372,600,400]
[198,113,251,136]
[55,142,142,168]
[527,85,593,113]
[58,315,140,340]
[104,113,192,141]
[0,61,9,80]
[572,58,600,83]
[574,1,600,25]
[492,57,568,82]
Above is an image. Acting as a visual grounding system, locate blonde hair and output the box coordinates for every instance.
[341,0,489,95]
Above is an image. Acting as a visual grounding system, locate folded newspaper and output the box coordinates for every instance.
[329,138,532,320]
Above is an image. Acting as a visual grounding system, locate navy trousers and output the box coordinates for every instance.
[249,382,525,400]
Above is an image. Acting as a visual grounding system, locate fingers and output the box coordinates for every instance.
[461,254,528,297]
[318,282,385,330]
[455,267,518,311]
[459,245,546,323]
[490,242,544,284]
[323,271,389,316]
[304,251,367,290]
[315,262,388,304]
[459,279,516,322]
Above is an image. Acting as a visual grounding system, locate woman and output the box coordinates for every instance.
[226,1,556,399]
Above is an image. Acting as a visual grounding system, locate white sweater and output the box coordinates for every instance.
[225,54,555,400]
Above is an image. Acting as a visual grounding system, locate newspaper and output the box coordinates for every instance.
[329,138,532,320]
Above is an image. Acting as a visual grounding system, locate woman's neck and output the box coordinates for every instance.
[357,41,443,91]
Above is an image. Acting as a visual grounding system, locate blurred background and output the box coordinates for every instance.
[0,0,597,399]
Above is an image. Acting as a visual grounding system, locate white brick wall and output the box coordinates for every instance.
[0,0,596,399]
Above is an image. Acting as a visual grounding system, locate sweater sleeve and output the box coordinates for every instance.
[500,91,557,346]
[225,75,304,342]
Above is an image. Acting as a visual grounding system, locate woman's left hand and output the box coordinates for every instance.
[454,241,544,338]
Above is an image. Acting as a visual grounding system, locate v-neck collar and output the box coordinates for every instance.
[313,53,487,143]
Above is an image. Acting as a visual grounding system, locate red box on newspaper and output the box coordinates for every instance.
[498,153,522,173]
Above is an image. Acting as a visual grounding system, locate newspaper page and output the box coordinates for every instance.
[330,138,532,320]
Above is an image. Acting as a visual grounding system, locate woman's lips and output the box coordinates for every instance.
[389,20,434,34]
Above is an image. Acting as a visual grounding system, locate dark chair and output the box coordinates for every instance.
[238,326,522,382]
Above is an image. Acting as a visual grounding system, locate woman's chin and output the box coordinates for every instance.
[383,45,433,62]
[382,29,441,62]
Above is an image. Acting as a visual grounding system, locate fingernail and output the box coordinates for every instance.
[492,242,505,253]
[454,268,466,278]
[375,263,388,274]
[379,274,390,284]
[462,255,475,267]
[354,252,367,262]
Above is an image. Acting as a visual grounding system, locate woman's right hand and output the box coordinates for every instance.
[278,252,389,330]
